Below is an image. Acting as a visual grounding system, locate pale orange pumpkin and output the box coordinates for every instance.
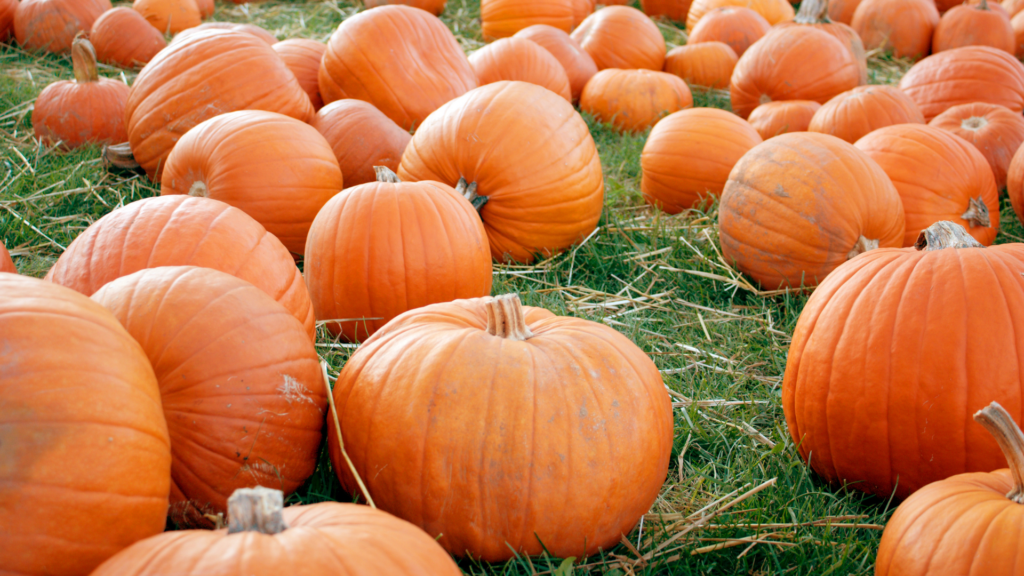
[1006,0,1024,16]
[664,42,738,89]
[580,68,693,133]
[570,5,666,70]
[808,85,925,144]
[747,100,822,139]
[480,0,574,40]
[828,0,862,23]
[469,37,572,101]
[687,0,794,28]
[687,6,771,57]
[311,100,412,189]
[91,7,167,68]
[930,102,1024,189]
[572,0,595,27]
[173,22,277,45]
[273,38,327,111]
[514,24,598,101]
[133,0,201,34]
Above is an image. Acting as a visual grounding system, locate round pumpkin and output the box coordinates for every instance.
[398,81,604,263]
[570,5,666,70]
[719,132,906,290]
[133,0,201,34]
[930,102,1024,189]
[0,274,171,576]
[783,221,1024,500]
[45,195,316,340]
[641,107,762,213]
[481,0,573,39]
[0,241,13,273]
[14,0,110,53]
[319,5,478,130]
[580,68,693,133]
[513,24,598,101]
[933,0,1014,54]
[775,0,868,85]
[747,100,822,139]
[159,110,343,255]
[572,0,595,27]
[640,0,692,21]
[327,293,674,561]
[364,0,447,15]
[851,0,939,61]
[173,21,277,45]
[195,0,213,18]
[664,42,738,89]
[808,85,925,144]
[898,45,1024,121]
[311,99,411,190]
[687,0,794,28]
[273,38,327,111]
[828,0,862,23]
[687,6,770,57]
[92,267,327,528]
[0,0,16,42]
[91,7,167,68]
[469,37,573,102]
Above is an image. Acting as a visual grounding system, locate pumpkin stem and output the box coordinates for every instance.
[102,142,141,171]
[71,35,99,84]
[973,402,1024,504]
[456,177,489,211]
[374,166,401,183]
[914,221,984,251]
[961,196,991,229]
[758,94,772,105]
[846,235,879,260]
[485,294,533,341]
[794,0,831,24]
[978,0,990,9]
[962,117,988,131]
[188,181,209,198]
[226,487,288,535]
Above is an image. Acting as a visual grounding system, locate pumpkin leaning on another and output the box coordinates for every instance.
[580,68,693,133]
[747,100,821,139]
[14,0,110,53]
[468,37,572,102]
[571,5,667,70]
[897,45,1024,121]
[273,38,327,111]
[513,24,598,102]
[929,102,1024,189]
[91,7,167,68]
[311,100,411,189]
[808,85,925,144]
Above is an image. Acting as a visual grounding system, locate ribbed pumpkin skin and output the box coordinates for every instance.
[1008,0,1024,16]
[0,0,16,42]
[775,19,868,85]
[641,108,762,213]
[14,0,110,53]
[0,274,171,576]
[273,38,327,111]
[319,5,477,130]
[195,0,213,18]
[514,25,597,101]
[783,243,1024,500]
[364,0,447,15]
[127,29,314,180]
[933,2,1014,54]
[640,0,692,21]
[45,195,316,340]
[719,132,906,290]
[92,267,326,528]
[311,100,411,189]
[304,180,492,342]
[747,100,821,139]
[399,81,604,263]
[930,102,1024,189]
[580,69,693,133]
[32,67,130,149]
[572,0,595,27]
[133,0,201,34]
[481,0,573,39]
[688,7,770,57]
[855,125,1000,247]
[327,297,674,561]
[92,502,463,576]
[570,6,666,70]
[828,0,862,23]
[664,42,738,89]
[729,26,860,119]
[0,242,13,273]
[898,46,1024,121]
[160,111,343,255]
[852,0,939,61]
[469,37,572,102]
[91,8,167,68]
[1015,10,1024,57]
[808,85,925,144]
[174,22,277,45]
[687,0,794,28]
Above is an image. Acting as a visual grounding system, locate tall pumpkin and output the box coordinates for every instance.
[851,0,939,61]
[91,7,167,68]
[930,102,1024,189]
[932,0,1014,54]
[898,45,1024,121]
[514,24,598,102]
[687,6,770,57]
[687,0,794,28]
[480,0,573,39]
[468,37,573,102]
[570,5,667,70]
[808,85,925,144]
[14,0,110,53]
[273,38,327,111]
[747,100,821,139]
[579,69,693,133]
[311,100,412,189]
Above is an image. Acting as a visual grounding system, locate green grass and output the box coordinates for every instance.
[3,2,1023,574]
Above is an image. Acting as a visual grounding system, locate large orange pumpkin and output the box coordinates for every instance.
[828,0,862,23]
[92,267,327,528]
[933,0,1014,54]
[273,38,327,111]
[664,42,738,89]
[0,0,15,42]
[570,5,666,70]
[319,5,477,130]
[719,132,906,290]
[898,45,1024,121]
[1007,143,1024,224]
[579,68,693,133]
[311,100,411,189]
[783,221,1024,500]
[687,6,770,57]
[0,274,171,576]
[133,0,201,34]
[514,24,598,102]
[808,85,925,144]
[126,29,314,179]
[469,37,572,102]
[14,0,110,53]
[45,195,316,340]
[747,100,821,139]
[851,0,939,61]
[364,0,447,15]
[775,0,868,85]
[91,7,166,68]
[398,81,604,263]
[481,0,573,39]
[0,241,13,273]
[328,294,674,561]
[640,0,692,21]
[930,102,1024,189]
[687,0,794,28]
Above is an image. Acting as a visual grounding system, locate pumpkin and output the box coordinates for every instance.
[0,274,171,576]
[1007,0,1024,16]
[664,42,738,89]
[1015,10,1024,57]
[808,85,925,144]
[92,267,326,528]
[468,37,573,102]
[91,7,166,68]
[328,293,673,561]
[747,100,821,139]
[775,0,869,85]
[0,241,13,273]
[930,102,1024,189]
[173,21,277,44]
[933,0,1015,54]
[399,81,604,263]
[45,195,316,340]
[783,221,1024,500]
[641,107,762,213]
[572,0,596,27]
[195,0,212,18]
[640,0,692,21]
[319,5,477,130]
[14,0,110,53]
[828,0,862,23]
[580,69,693,133]
[481,0,573,39]
[311,100,411,189]
[160,110,343,255]
[133,0,201,34]
[273,38,327,111]
[687,0,794,28]
[729,26,860,119]
[687,7,771,57]
[1006,143,1024,225]
[935,0,964,10]
[719,132,906,290]
[0,0,17,42]
[364,0,447,15]
[92,487,463,575]
[851,0,939,61]
[32,36,130,149]
[570,5,666,70]
[898,46,1024,121]
[514,24,597,101]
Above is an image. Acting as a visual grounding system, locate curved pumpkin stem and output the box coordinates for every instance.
[71,35,99,84]
[456,177,489,211]
[846,235,879,260]
[914,221,984,251]
[227,487,288,534]
[374,166,401,183]
[485,294,533,341]
[793,0,831,24]
[103,142,141,171]
[974,402,1024,504]
[961,197,991,229]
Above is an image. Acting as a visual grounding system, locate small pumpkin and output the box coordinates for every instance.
[828,0,862,23]
[687,6,770,57]
[930,102,1024,189]
[0,0,17,42]
[273,38,327,111]
[640,0,692,21]
[851,0,939,61]
[747,100,821,139]
[513,24,598,101]
[808,85,925,144]
[580,68,693,133]
[133,0,201,34]
[481,0,573,39]
[311,99,412,189]
[687,0,794,28]
[91,7,167,68]
[0,241,13,273]
[664,42,738,89]
[173,21,277,44]
[775,0,868,85]
[933,0,1014,54]
[364,0,447,15]
[14,0,110,53]
[898,45,1024,121]
[469,37,572,102]
[570,5,666,70]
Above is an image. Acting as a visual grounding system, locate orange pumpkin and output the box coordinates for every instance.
[747,100,822,139]
[133,0,201,34]
[0,241,13,273]
[92,267,326,528]
[319,5,477,130]
[32,36,130,149]
[572,0,596,27]
[160,110,343,255]
[729,26,860,119]
[364,0,447,15]
[126,29,313,179]
[273,39,327,111]
[852,0,939,61]
[580,69,692,133]
[935,0,963,10]
[0,274,171,576]
[933,0,1014,54]
[195,0,213,18]
[641,107,762,213]
[399,81,604,263]
[469,37,572,102]
[1015,10,1024,57]
[0,0,18,42]
[776,0,868,85]
[14,0,110,53]
[687,7,770,57]
[45,195,316,340]
[828,0,862,23]
[173,22,277,45]
[1007,0,1024,16]
[898,46,1024,121]
[719,132,906,290]
[930,102,1024,189]
[808,85,925,144]
[664,42,738,89]
[514,24,597,101]
[855,124,999,247]
[91,7,167,68]
[481,0,573,39]
[328,294,674,561]
[311,99,411,189]
[640,0,692,21]
[1006,139,1024,224]
[570,5,666,70]
[687,0,794,28]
